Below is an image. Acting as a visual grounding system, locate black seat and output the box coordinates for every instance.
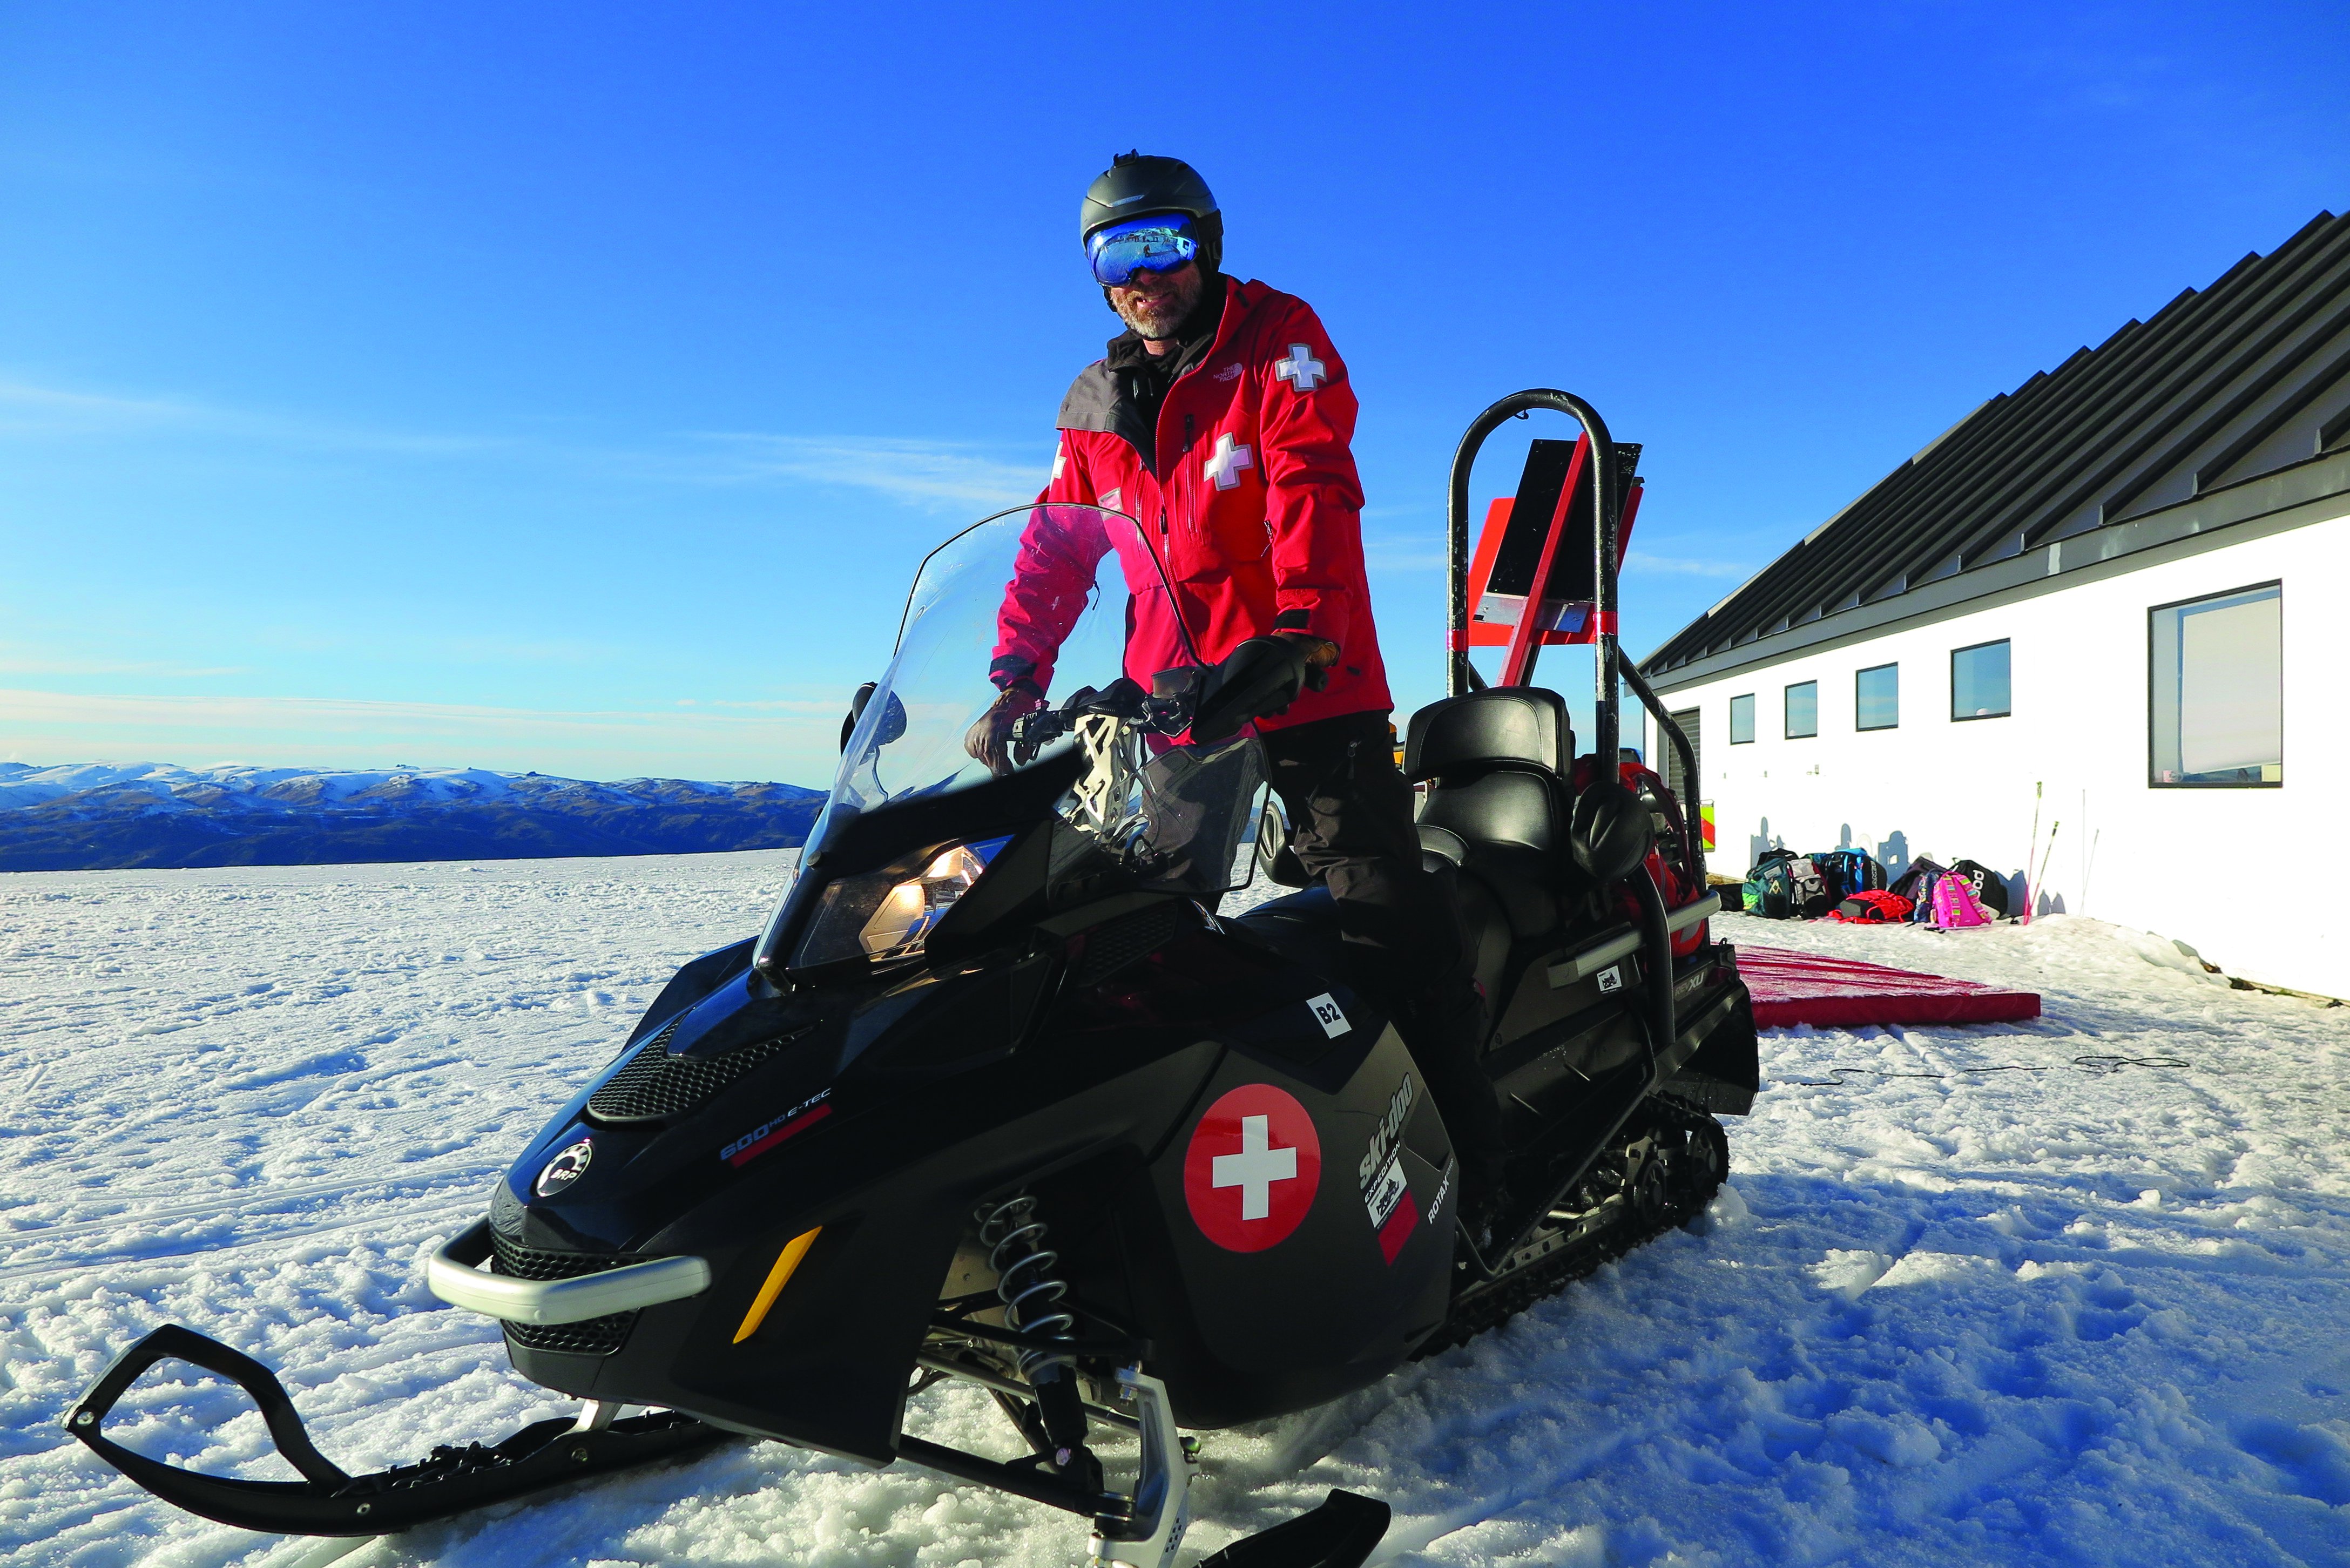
[1404,689,1577,949]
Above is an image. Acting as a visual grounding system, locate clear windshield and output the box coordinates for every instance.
[829,504,1185,809]
[802,503,1262,920]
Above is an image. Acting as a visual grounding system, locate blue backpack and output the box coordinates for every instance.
[1815,849,1887,902]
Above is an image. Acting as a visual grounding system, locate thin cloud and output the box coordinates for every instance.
[0,687,847,785]
[0,374,510,457]
[1363,533,1449,571]
[688,434,1047,509]
[0,373,1047,506]
[1624,550,1753,579]
[0,687,836,739]
[0,648,251,679]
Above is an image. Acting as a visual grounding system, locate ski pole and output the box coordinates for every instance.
[2029,821,2060,924]
[2022,782,2042,925]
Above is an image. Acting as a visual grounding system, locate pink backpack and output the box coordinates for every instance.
[1930,872,1993,929]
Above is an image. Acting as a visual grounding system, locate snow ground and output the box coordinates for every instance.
[2,855,2347,1566]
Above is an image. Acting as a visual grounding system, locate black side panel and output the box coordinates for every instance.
[508,1043,1221,1463]
[626,939,755,1048]
[1133,1024,1455,1428]
[1664,958,1760,1117]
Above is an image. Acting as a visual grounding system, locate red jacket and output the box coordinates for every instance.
[994,276,1392,729]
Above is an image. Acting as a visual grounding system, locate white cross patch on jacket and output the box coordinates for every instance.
[1274,343,1327,393]
[1204,431,1254,491]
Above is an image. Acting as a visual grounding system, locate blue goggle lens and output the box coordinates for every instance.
[1086,214,1199,286]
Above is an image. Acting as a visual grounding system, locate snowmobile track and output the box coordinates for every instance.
[1417,1097,1726,1357]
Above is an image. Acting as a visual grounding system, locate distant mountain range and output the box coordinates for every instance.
[0,762,826,871]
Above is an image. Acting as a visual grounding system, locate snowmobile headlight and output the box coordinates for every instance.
[792,837,1010,969]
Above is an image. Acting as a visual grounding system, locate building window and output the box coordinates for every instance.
[1856,663,1899,731]
[1729,693,1755,744]
[1951,640,2010,720]
[2150,582,2281,787]
[1784,680,1818,739]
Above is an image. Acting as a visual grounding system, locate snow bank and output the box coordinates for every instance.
[2,867,2346,1566]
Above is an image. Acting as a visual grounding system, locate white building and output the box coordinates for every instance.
[1639,210,2350,998]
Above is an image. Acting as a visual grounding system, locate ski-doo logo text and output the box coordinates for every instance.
[1356,1074,1416,1191]
[1182,1084,1321,1252]
[1358,1074,1422,1264]
[535,1138,593,1197]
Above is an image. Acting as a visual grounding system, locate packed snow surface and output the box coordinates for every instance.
[2,856,2346,1566]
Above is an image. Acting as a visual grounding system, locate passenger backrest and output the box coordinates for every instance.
[1405,690,1576,940]
[1405,689,1572,783]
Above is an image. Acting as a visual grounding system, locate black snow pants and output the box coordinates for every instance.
[1258,709,1509,1193]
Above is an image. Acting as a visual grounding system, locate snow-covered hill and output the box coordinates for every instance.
[0,761,823,870]
[2,859,2347,1566]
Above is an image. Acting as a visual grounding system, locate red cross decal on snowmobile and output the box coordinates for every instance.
[1181,1083,1321,1251]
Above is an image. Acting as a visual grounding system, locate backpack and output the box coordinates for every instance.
[1948,859,2011,919]
[1744,850,1795,918]
[1815,849,1887,902]
[1780,856,1834,918]
[1829,890,1914,923]
[1745,850,1832,919]
[1887,857,1947,905]
[1930,873,1994,929]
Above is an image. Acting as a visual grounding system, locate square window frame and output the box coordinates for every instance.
[1783,679,1819,740]
[1949,639,2012,722]
[2145,579,2283,790]
[1728,692,1757,745]
[1855,662,1899,732]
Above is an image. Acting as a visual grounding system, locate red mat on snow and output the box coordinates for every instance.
[1736,945,2041,1029]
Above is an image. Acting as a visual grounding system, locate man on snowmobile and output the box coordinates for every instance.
[965,152,1507,1213]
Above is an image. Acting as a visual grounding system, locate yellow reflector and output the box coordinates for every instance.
[732,1226,821,1344]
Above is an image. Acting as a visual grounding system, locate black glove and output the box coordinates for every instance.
[1190,634,1336,743]
[963,681,1044,775]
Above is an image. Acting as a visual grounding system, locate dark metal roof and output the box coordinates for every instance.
[1642,209,2350,677]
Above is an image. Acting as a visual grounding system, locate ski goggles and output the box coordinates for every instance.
[1085,213,1200,287]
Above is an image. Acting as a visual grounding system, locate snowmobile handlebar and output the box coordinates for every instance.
[1008,670,1202,761]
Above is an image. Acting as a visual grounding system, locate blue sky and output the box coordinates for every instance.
[3,3,2344,785]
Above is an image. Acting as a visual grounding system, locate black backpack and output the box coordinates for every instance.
[1887,857,1947,921]
[1744,849,1797,918]
[1753,854,1834,918]
[1949,859,2012,918]
[1814,849,1887,901]
[1887,857,1946,903]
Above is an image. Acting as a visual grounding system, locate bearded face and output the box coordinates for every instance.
[1108,261,1205,340]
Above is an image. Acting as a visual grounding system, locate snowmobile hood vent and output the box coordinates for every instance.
[587,1017,808,1124]
[488,1231,644,1356]
[1072,900,1203,989]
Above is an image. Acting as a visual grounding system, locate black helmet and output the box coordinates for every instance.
[1081,152,1223,274]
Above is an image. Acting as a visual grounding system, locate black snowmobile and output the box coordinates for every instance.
[70,391,1757,1568]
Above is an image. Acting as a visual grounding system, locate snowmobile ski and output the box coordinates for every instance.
[67,1323,725,1537]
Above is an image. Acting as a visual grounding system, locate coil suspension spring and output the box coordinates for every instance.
[975,1193,1076,1382]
